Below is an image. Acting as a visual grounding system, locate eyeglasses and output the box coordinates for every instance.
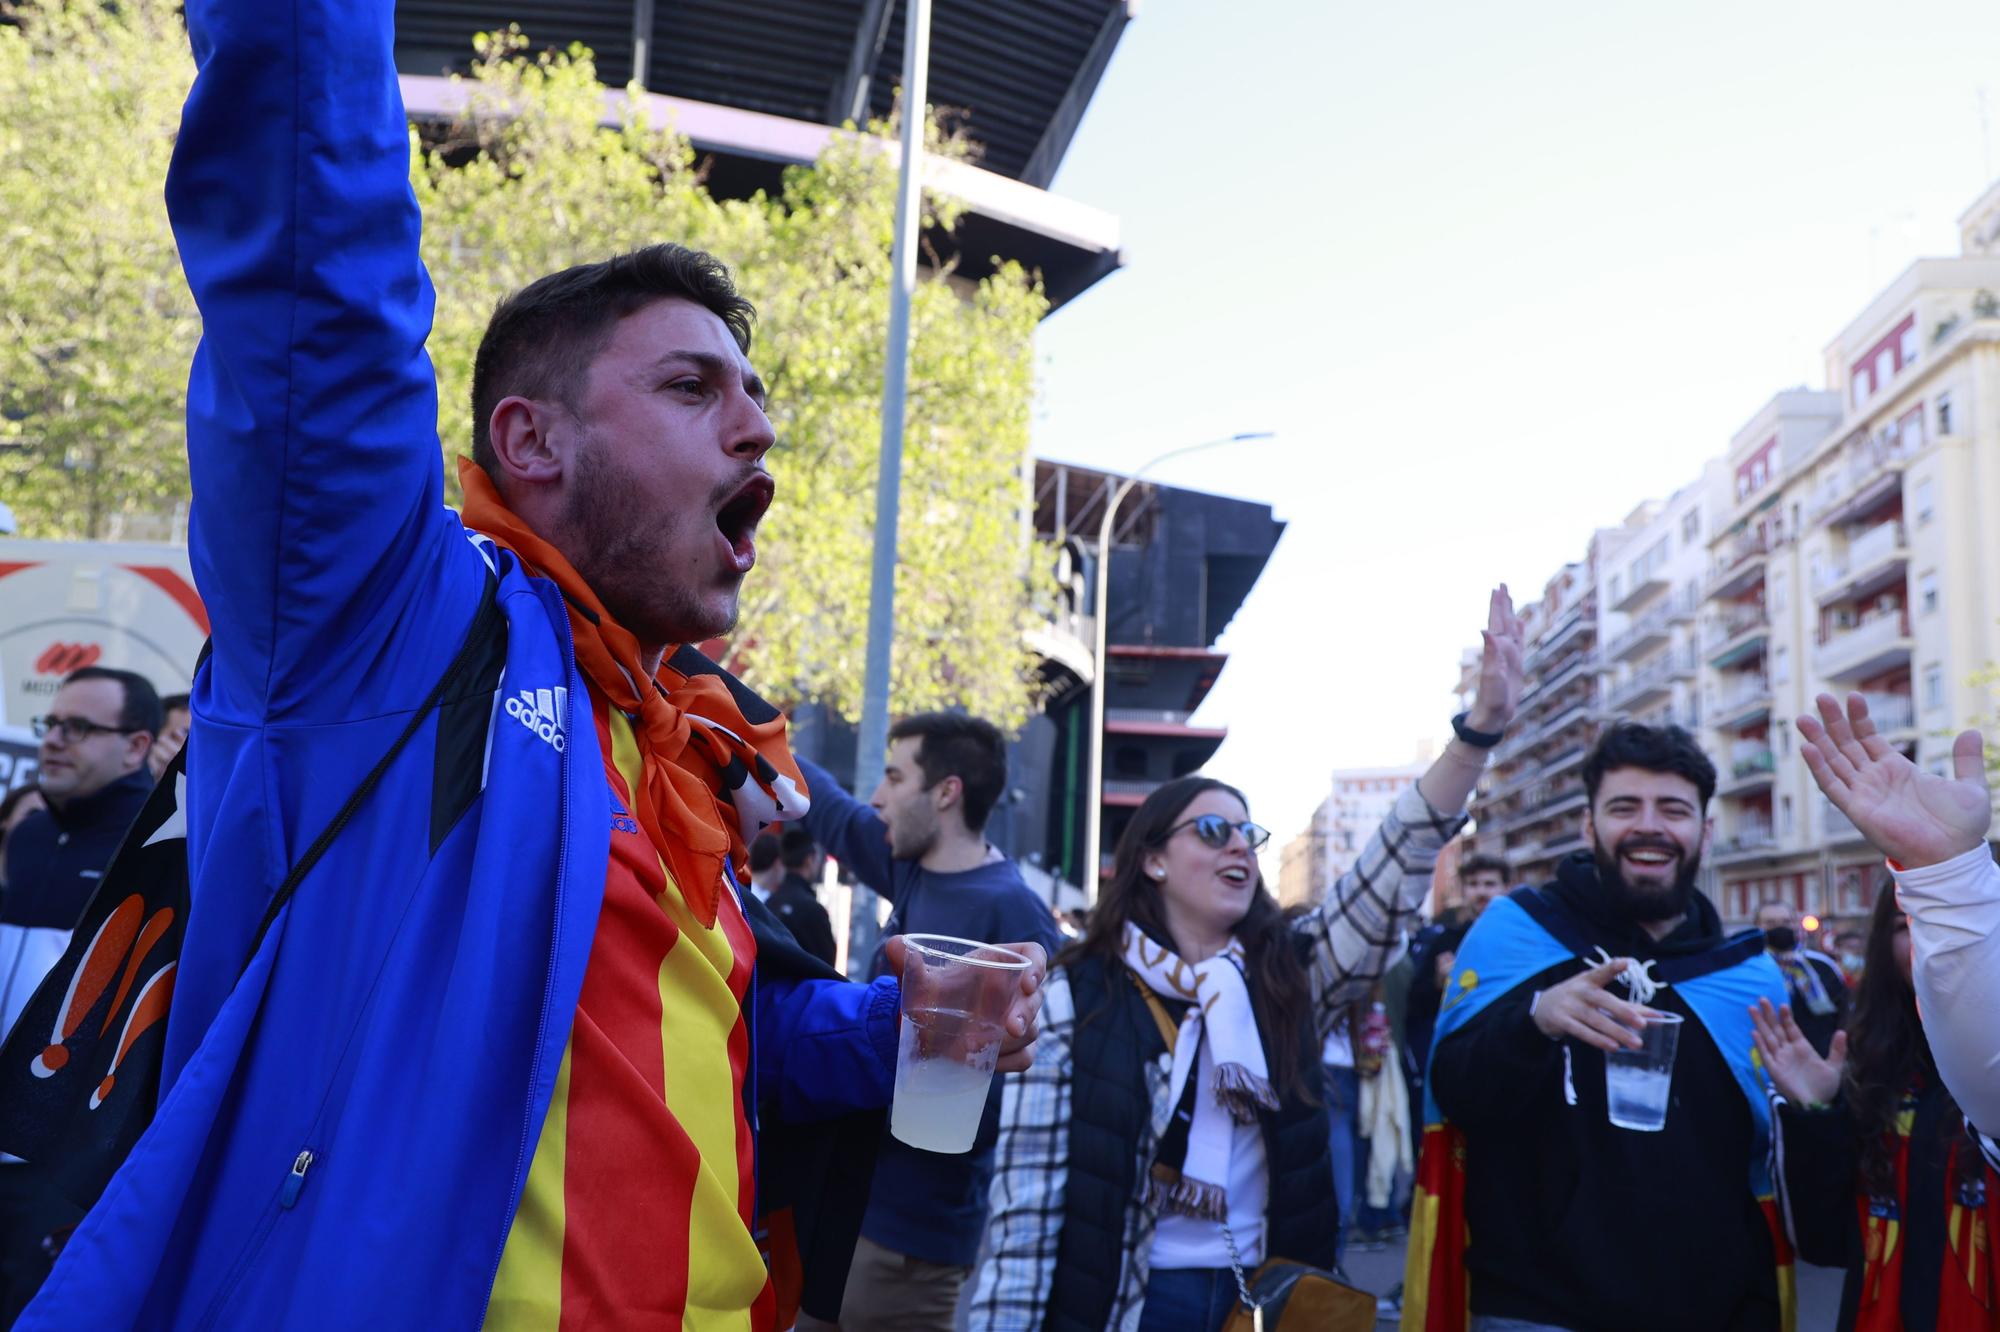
[1165,813,1270,852]
[31,715,140,742]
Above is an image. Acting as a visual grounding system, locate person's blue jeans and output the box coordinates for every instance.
[1323,1063,1360,1261]
[1137,1266,1238,1332]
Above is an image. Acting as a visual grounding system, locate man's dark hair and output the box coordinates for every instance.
[160,692,191,716]
[1582,721,1716,810]
[470,244,757,483]
[1459,852,1509,881]
[748,831,782,875]
[888,712,1009,833]
[779,826,817,872]
[62,666,163,737]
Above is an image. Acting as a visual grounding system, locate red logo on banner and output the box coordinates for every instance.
[34,643,102,675]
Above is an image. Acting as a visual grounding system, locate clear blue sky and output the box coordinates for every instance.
[1029,0,2000,853]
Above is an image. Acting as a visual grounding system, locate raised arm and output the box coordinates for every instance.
[795,756,896,894]
[170,0,483,721]
[1796,694,2000,1130]
[1299,587,1523,1032]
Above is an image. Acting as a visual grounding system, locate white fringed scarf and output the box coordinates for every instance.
[1122,922,1278,1220]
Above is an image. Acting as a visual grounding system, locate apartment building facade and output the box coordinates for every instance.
[1464,175,2000,930]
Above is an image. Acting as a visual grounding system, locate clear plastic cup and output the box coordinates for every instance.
[889,934,1031,1154]
[1605,1011,1683,1132]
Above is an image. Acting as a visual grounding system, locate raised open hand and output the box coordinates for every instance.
[1796,693,1990,868]
[1749,997,1846,1107]
[1467,584,1527,734]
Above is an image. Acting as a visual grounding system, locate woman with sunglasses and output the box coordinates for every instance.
[969,588,1524,1332]
[1752,877,2000,1331]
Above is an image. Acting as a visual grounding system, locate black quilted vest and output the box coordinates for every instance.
[1042,951,1337,1332]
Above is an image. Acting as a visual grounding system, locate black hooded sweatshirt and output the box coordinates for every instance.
[1429,852,1782,1332]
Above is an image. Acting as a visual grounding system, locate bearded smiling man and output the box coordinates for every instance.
[1410,723,1795,1332]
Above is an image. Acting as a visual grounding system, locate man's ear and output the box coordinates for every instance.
[487,396,567,488]
[123,729,154,774]
[934,774,963,815]
[1581,807,1596,846]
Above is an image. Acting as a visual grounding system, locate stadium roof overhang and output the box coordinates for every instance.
[393,0,1130,310]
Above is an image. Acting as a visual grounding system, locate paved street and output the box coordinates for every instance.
[1341,1235,1845,1327]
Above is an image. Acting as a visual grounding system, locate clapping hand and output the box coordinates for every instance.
[1749,997,1847,1108]
[1797,693,1990,868]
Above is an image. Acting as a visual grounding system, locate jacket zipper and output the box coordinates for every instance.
[279,1149,314,1208]
[483,586,576,1303]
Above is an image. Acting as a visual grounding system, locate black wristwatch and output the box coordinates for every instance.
[1451,711,1505,748]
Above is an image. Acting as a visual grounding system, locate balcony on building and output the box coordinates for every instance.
[1612,564,1670,615]
[1607,594,1691,663]
[1523,602,1598,676]
[1705,601,1771,669]
[1711,670,1773,731]
[1813,519,1909,608]
[1806,423,1919,530]
[1607,651,1681,714]
[1814,605,1913,683]
[1707,530,1771,600]
[1711,814,1778,865]
[1718,740,1776,798]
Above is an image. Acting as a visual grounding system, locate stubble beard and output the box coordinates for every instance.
[562,433,740,649]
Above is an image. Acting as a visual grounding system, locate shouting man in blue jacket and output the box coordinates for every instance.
[15,1,1045,1328]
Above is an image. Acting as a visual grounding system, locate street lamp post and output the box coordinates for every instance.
[847,0,933,976]
[1080,431,1273,902]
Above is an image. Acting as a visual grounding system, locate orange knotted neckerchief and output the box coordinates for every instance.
[457,458,807,927]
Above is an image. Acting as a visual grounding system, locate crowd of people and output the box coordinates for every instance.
[1,1,1999,1329]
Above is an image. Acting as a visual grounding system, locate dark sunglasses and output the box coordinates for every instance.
[1165,813,1270,852]
[32,715,142,742]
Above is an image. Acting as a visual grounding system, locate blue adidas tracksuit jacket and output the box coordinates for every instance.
[18,0,895,1325]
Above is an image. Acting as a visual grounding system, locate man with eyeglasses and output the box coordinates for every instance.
[0,666,160,1320]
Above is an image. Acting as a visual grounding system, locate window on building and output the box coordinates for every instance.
[1852,375,1867,409]
[1774,646,1790,685]
[1925,664,1945,711]
[1113,745,1148,778]
[1772,572,1788,613]
[1938,391,1955,436]
[1916,478,1936,526]
[1777,726,1791,758]
[1752,459,1767,489]
[1780,796,1794,837]
[1682,510,1700,544]
[1920,571,1939,614]
[1876,347,1895,387]
[1899,322,1919,367]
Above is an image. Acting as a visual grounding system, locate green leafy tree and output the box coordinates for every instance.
[6,10,1050,725]
[0,0,198,539]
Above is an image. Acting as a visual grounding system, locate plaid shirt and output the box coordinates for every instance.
[968,783,1465,1330]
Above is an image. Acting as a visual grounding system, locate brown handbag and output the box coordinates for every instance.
[1217,1251,1378,1331]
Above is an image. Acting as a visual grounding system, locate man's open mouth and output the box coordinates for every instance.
[716,474,774,573]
